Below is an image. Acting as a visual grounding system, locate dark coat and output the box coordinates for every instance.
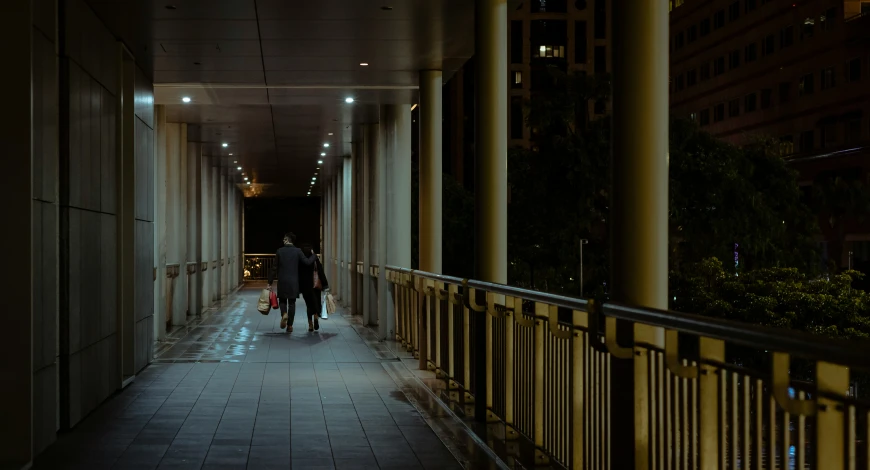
[299,255,329,292]
[268,245,316,299]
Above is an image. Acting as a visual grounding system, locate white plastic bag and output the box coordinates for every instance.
[257,289,271,314]
[320,292,329,319]
[325,292,337,316]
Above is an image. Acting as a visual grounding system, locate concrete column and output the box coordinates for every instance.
[154,106,167,338]
[188,141,200,317]
[362,123,379,326]
[610,3,669,468]
[212,165,220,302]
[351,138,361,315]
[474,0,508,284]
[343,156,352,304]
[419,70,443,273]
[2,0,33,462]
[221,172,228,297]
[336,163,344,301]
[200,156,211,311]
[384,105,412,340]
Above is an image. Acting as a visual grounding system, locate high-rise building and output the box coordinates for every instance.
[443,0,612,188]
[669,0,870,273]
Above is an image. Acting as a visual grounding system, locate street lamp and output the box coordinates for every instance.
[580,239,589,297]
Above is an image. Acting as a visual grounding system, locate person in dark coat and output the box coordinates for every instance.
[299,243,330,332]
[267,232,316,333]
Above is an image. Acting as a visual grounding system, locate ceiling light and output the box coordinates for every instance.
[318,160,323,164]
[244,177,249,180]
[233,160,237,163]
[328,132,333,136]
[222,143,228,148]
[312,177,317,181]
[411,103,418,111]
[324,143,330,148]
[237,166,242,170]
[182,96,191,103]
[345,97,354,103]
[360,63,369,67]
[321,152,326,156]
[247,182,251,185]
[229,153,233,156]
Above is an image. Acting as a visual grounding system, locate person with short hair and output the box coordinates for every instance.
[267,232,317,333]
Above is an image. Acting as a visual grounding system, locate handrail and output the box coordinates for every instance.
[386,265,870,371]
[244,253,276,257]
[604,302,870,372]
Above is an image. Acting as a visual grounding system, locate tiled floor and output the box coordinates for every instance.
[34,286,463,469]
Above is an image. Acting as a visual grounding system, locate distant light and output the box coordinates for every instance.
[360,63,369,67]
[318,160,323,164]
[222,143,228,148]
[324,143,330,148]
[345,97,354,103]
[237,166,242,170]
[182,96,191,103]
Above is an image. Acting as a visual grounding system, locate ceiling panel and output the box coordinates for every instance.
[87,0,476,197]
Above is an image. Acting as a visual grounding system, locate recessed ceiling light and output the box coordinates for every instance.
[222,143,228,148]
[312,177,317,181]
[345,97,354,103]
[360,63,369,67]
[244,177,249,181]
[247,182,251,185]
[321,152,326,156]
[233,160,237,163]
[182,96,191,103]
[237,166,242,170]
[229,153,233,156]
[328,132,333,136]
[323,143,330,148]
[318,160,323,164]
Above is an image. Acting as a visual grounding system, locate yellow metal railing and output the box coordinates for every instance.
[386,266,870,470]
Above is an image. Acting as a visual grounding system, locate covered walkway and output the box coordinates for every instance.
[32,287,475,469]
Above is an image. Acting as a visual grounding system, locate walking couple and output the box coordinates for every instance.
[267,232,329,333]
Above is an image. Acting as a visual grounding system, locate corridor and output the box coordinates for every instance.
[33,287,462,470]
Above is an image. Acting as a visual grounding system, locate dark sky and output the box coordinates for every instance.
[244,197,321,254]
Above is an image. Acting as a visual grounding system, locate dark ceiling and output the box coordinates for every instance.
[85,0,476,197]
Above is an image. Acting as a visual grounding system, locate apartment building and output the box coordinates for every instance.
[670,0,870,271]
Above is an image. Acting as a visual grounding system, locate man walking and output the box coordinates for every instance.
[268,232,317,333]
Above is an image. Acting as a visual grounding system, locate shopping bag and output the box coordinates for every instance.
[313,268,322,290]
[325,292,337,315]
[257,289,271,315]
[320,292,329,320]
[270,290,279,309]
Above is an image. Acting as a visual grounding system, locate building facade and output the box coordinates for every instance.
[670,0,870,271]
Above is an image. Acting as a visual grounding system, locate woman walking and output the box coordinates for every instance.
[299,243,329,332]
[268,232,317,333]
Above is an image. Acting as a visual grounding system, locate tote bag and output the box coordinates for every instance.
[257,289,271,315]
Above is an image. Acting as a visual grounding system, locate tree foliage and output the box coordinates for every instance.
[672,257,870,339]
[507,68,821,297]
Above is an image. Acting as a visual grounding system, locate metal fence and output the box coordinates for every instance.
[385,266,870,470]
[243,254,275,280]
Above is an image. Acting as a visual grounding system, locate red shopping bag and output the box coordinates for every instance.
[270,290,279,309]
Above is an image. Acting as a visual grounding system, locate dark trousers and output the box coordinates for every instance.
[278,297,297,326]
[301,289,321,320]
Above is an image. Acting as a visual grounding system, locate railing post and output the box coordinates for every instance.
[816,361,849,469]
[698,337,724,470]
[571,309,588,470]
[533,302,549,465]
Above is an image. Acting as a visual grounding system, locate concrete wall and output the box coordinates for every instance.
[59,0,122,430]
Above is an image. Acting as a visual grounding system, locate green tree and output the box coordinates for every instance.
[508,68,821,295]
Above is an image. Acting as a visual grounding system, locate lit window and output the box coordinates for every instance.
[802,18,815,40]
[533,45,565,58]
[512,71,523,89]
